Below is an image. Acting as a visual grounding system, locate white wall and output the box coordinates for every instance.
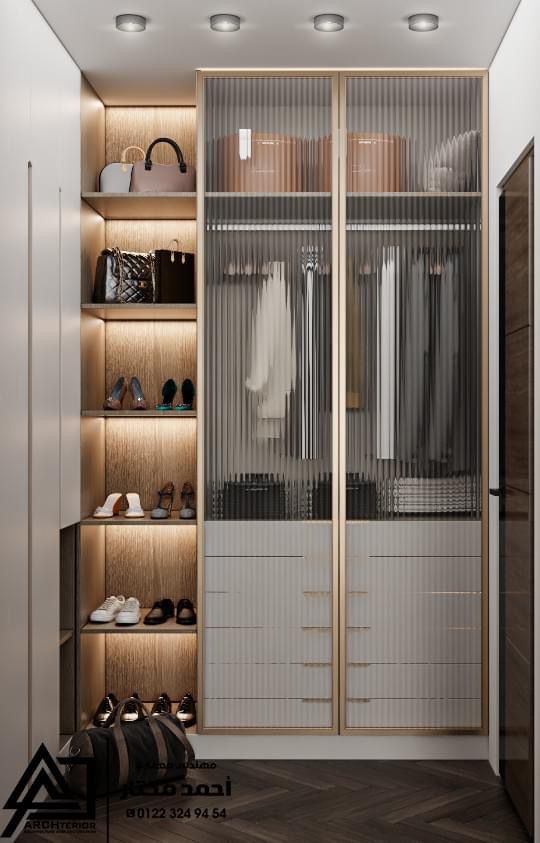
[489,0,540,836]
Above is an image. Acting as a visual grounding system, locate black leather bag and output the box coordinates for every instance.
[66,697,195,797]
[93,247,155,304]
[154,240,195,303]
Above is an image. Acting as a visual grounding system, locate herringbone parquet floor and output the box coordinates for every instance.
[19,760,529,842]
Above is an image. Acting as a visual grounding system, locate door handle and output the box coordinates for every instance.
[489,488,501,496]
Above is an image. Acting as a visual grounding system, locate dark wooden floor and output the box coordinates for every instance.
[20,760,528,842]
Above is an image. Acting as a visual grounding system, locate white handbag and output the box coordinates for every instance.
[98,145,145,193]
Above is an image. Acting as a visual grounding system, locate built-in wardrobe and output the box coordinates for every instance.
[198,71,488,733]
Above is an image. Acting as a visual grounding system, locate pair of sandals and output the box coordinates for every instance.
[151,481,195,520]
[156,378,194,411]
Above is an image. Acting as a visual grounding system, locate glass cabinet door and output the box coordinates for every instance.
[343,75,484,731]
[201,75,337,730]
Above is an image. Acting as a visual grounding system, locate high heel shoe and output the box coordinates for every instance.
[129,376,147,410]
[125,492,144,518]
[93,492,123,518]
[155,379,177,410]
[104,376,127,410]
[179,482,196,519]
[151,482,175,519]
[175,378,194,411]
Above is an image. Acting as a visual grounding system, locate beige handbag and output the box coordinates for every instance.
[98,145,145,193]
[130,137,196,193]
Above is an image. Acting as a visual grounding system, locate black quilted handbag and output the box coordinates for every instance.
[65,697,195,797]
[93,247,155,304]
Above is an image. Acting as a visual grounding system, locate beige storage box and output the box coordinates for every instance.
[348,132,403,192]
[218,131,301,192]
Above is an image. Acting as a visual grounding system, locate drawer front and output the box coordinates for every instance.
[347,699,481,730]
[205,628,333,664]
[347,591,481,630]
[206,591,331,628]
[347,626,480,663]
[347,554,481,594]
[347,663,481,699]
[205,555,332,593]
[204,699,332,729]
[205,664,332,699]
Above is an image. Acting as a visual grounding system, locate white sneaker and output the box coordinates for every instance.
[116,597,141,625]
[125,492,144,518]
[90,595,126,623]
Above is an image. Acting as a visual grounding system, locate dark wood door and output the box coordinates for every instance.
[499,149,534,837]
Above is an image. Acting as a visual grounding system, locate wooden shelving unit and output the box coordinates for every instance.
[78,84,199,732]
[82,616,197,634]
[82,192,196,220]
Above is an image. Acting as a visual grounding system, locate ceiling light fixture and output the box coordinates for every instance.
[408,13,439,32]
[314,13,345,32]
[116,13,147,32]
[210,13,241,32]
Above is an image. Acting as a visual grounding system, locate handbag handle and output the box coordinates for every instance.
[120,145,146,172]
[108,695,148,726]
[144,137,187,174]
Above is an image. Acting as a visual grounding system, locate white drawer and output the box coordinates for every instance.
[347,663,481,699]
[347,626,480,663]
[204,663,332,699]
[347,555,481,594]
[205,627,332,663]
[205,591,332,628]
[204,698,332,729]
[205,521,332,562]
[205,555,332,593]
[347,591,481,630]
[346,698,481,729]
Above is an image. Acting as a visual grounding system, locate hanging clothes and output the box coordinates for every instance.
[377,246,399,460]
[245,261,296,439]
[398,251,429,462]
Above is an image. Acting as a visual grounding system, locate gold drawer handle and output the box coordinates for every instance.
[303,662,332,667]
[301,626,332,631]
[347,698,371,703]
[301,698,332,704]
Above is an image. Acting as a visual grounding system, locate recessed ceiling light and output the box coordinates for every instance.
[314,13,345,32]
[115,13,147,32]
[210,13,241,32]
[408,13,439,32]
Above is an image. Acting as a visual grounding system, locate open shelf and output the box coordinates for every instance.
[81,513,197,526]
[82,303,196,321]
[82,410,196,418]
[82,192,197,220]
[82,615,197,634]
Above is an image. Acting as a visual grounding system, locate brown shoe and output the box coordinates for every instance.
[104,376,127,410]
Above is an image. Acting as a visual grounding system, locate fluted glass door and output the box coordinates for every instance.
[201,74,337,731]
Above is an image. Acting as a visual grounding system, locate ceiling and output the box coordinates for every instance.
[33,0,521,104]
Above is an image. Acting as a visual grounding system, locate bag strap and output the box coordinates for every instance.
[144,137,187,174]
[120,145,146,172]
[157,715,195,765]
[113,247,126,296]
[147,717,168,779]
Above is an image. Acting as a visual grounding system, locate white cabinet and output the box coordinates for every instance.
[0,0,80,787]
[204,523,334,730]
[345,521,482,730]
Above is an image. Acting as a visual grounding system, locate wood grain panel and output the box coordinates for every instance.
[79,524,105,628]
[79,634,105,728]
[81,311,105,411]
[81,76,105,193]
[504,158,531,335]
[105,525,197,606]
[105,321,197,410]
[504,327,530,494]
[105,418,196,511]
[80,417,105,518]
[105,220,196,254]
[81,199,105,302]
[106,634,197,700]
[105,107,196,167]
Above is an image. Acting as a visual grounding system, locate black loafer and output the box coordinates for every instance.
[93,692,118,728]
[176,598,196,625]
[176,692,196,728]
[144,599,175,625]
[151,692,172,716]
[120,693,144,723]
